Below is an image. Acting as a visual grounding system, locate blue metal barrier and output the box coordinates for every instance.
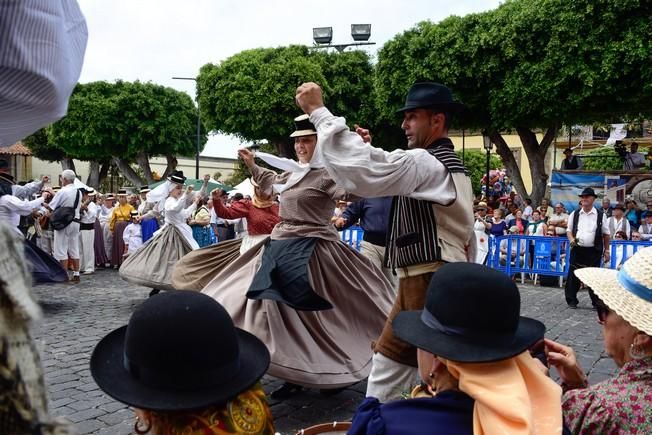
[488,236,652,280]
[341,226,363,251]
[487,235,570,279]
[608,240,652,269]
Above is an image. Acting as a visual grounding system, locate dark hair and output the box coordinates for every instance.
[615,230,628,240]
[428,109,452,130]
[525,198,532,205]
[232,193,244,201]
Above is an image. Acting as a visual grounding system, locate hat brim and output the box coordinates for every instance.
[393,311,544,363]
[90,326,270,412]
[396,101,467,114]
[139,189,151,194]
[289,129,317,138]
[575,268,652,336]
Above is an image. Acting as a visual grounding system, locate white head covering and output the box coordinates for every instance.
[255,140,324,194]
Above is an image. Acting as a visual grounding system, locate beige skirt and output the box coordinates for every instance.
[119,225,192,291]
[201,237,394,388]
[171,238,242,291]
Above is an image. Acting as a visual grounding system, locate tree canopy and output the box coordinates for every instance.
[373,0,652,204]
[197,46,375,158]
[47,81,204,187]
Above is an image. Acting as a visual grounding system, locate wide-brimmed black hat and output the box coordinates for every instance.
[396,82,466,114]
[578,187,597,198]
[139,185,151,194]
[393,263,544,363]
[0,172,16,185]
[168,170,186,185]
[90,291,270,412]
[289,114,317,138]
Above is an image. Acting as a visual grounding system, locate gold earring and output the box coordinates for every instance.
[134,416,152,434]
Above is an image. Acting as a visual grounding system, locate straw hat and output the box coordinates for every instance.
[575,247,652,335]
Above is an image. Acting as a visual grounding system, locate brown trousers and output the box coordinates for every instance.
[373,263,443,367]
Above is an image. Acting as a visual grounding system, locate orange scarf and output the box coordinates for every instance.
[443,352,562,434]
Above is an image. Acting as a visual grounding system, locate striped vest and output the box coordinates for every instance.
[384,139,474,269]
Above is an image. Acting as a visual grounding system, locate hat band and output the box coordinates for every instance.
[123,353,241,391]
[617,268,652,303]
[420,309,515,341]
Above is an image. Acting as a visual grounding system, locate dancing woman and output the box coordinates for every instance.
[172,179,280,291]
[120,171,200,291]
[201,116,393,394]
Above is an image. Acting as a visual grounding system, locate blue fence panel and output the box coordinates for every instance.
[488,235,652,279]
[341,226,363,251]
[487,235,570,278]
[608,240,652,269]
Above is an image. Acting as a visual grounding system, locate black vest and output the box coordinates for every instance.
[563,156,580,170]
[384,138,468,269]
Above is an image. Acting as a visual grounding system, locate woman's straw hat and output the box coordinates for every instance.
[575,247,652,335]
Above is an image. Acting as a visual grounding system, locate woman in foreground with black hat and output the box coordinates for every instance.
[90,291,275,434]
[349,262,563,434]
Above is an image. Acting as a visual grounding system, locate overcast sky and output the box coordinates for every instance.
[77,0,502,158]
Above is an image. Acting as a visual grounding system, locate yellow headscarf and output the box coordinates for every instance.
[442,352,563,435]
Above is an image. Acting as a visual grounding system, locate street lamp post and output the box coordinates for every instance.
[311,24,376,52]
[483,132,493,200]
[172,76,200,179]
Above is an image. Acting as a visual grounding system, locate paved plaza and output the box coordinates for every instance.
[30,269,618,434]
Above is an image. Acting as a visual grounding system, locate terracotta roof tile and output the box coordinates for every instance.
[0,142,32,156]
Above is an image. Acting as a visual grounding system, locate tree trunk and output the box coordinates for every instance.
[516,126,557,206]
[60,157,76,174]
[488,131,529,201]
[135,153,155,184]
[160,154,178,180]
[86,161,101,188]
[112,157,144,187]
[98,161,111,187]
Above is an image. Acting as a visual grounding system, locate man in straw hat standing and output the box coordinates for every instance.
[565,187,610,308]
[296,81,475,401]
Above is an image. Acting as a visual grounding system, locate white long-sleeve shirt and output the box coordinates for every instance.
[122,222,143,254]
[0,194,43,234]
[0,0,87,147]
[309,107,455,202]
[80,201,98,224]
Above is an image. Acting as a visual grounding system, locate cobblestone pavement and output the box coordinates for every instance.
[30,269,617,434]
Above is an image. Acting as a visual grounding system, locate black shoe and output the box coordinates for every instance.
[149,289,161,297]
[320,386,347,396]
[568,303,578,309]
[270,382,303,399]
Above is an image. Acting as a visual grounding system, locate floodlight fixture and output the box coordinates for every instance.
[351,24,371,41]
[313,27,333,45]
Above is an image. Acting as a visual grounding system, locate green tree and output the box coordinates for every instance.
[198,46,375,158]
[374,0,652,205]
[581,146,650,171]
[48,81,204,187]
[457,150,502,195]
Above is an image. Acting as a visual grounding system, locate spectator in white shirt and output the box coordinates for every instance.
[607,203,631,239]
[46,169,82,282]
[639,212,652,241]
[548,203,569,236]
[79,188,98,274]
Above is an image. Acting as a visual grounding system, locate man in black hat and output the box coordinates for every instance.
[565,187,610,308]
[296,81,475,401]
[560,147,583,170]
